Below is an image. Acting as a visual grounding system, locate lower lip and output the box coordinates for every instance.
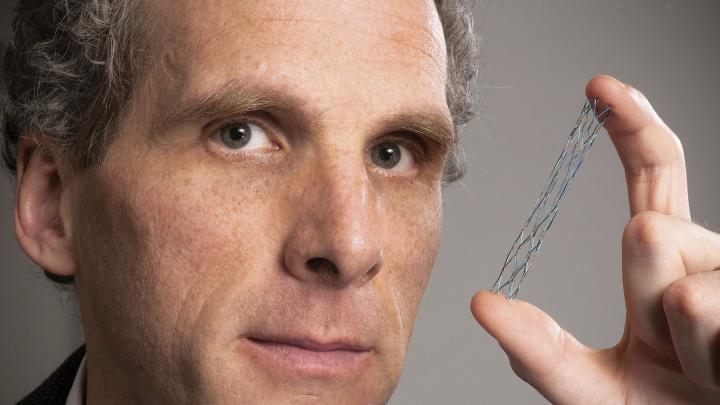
[239,338,371,378]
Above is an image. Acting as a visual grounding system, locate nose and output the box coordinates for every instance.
[282,159,384,288]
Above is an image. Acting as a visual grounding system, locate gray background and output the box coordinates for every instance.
[1,0,718,403]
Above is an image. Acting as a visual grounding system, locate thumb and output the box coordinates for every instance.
[471,290,607,403]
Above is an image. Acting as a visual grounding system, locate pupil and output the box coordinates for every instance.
[230,125,248,141]
[373,142,401,169]
[222,123,251,148]
[380,147,394,162]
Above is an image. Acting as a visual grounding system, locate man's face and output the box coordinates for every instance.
[69,0,451,402]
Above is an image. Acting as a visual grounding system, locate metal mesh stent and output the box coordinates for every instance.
[491,99,610,299]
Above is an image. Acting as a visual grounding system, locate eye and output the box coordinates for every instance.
[370,141,416,172]
[213,121,274,151]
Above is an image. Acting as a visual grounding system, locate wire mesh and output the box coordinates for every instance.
[491,99,610,299]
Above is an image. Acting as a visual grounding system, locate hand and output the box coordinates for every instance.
[471,75,720,404]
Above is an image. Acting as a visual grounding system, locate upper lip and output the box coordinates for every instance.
[248,335,371,352]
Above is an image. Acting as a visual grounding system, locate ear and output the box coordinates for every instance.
[14,136,77,278]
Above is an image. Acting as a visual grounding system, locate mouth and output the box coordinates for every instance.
[239,335,372,378]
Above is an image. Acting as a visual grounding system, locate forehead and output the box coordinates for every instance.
[149,0,448,116]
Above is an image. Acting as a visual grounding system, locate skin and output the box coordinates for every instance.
[16,0,449,403]
[11,2,720,405]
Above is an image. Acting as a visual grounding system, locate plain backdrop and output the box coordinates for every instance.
[1,1,719,403]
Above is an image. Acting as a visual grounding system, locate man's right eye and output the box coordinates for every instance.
[213,121,275,151]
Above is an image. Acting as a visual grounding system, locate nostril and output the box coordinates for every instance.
[306,257,339,275]
[305,257,341,285]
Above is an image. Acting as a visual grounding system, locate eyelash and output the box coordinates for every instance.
[206,115,430,164]
[206,116,279,156]
[378,132,429,163]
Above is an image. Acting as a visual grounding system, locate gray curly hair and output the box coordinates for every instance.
[1,0,481,283]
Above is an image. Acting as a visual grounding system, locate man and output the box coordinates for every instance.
[2,0,719,403]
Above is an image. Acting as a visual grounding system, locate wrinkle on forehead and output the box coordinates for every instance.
[151,0,447,78]
[136,0,452,150]
[132,0,451,140]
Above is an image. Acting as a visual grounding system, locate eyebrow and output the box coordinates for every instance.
[154,80,313,133]
[373,110,456,157]
[154,80,457,156]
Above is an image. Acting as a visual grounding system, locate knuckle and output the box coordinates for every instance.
[622,211,670,257]
[684,370,720,392]
[663,278,709,320]
[680,360,720,391]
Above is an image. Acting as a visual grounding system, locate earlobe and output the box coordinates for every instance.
[14,137,77,277]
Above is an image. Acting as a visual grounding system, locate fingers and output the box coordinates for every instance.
[587,75,720,392]
[622,211,720,353]
[470,291,569,383]
[663,270,720,390]
[585,75,690,221]
[470,291,617,403]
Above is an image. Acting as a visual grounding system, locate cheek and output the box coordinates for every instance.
[381,184,443,340]
[72,152,284,384]
[106,163,280,313]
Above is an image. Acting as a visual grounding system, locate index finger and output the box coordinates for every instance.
[586,75,691,221]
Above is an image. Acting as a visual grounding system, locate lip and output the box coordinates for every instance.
[252,336,371,352]
[239,335,372,378]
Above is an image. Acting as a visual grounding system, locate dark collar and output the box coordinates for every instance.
[17,345,86,405]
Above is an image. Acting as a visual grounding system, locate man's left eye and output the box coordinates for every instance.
[370,141,416,172]
[213,121,274,151]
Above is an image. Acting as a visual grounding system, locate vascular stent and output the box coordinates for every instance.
[491,99,610,300]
